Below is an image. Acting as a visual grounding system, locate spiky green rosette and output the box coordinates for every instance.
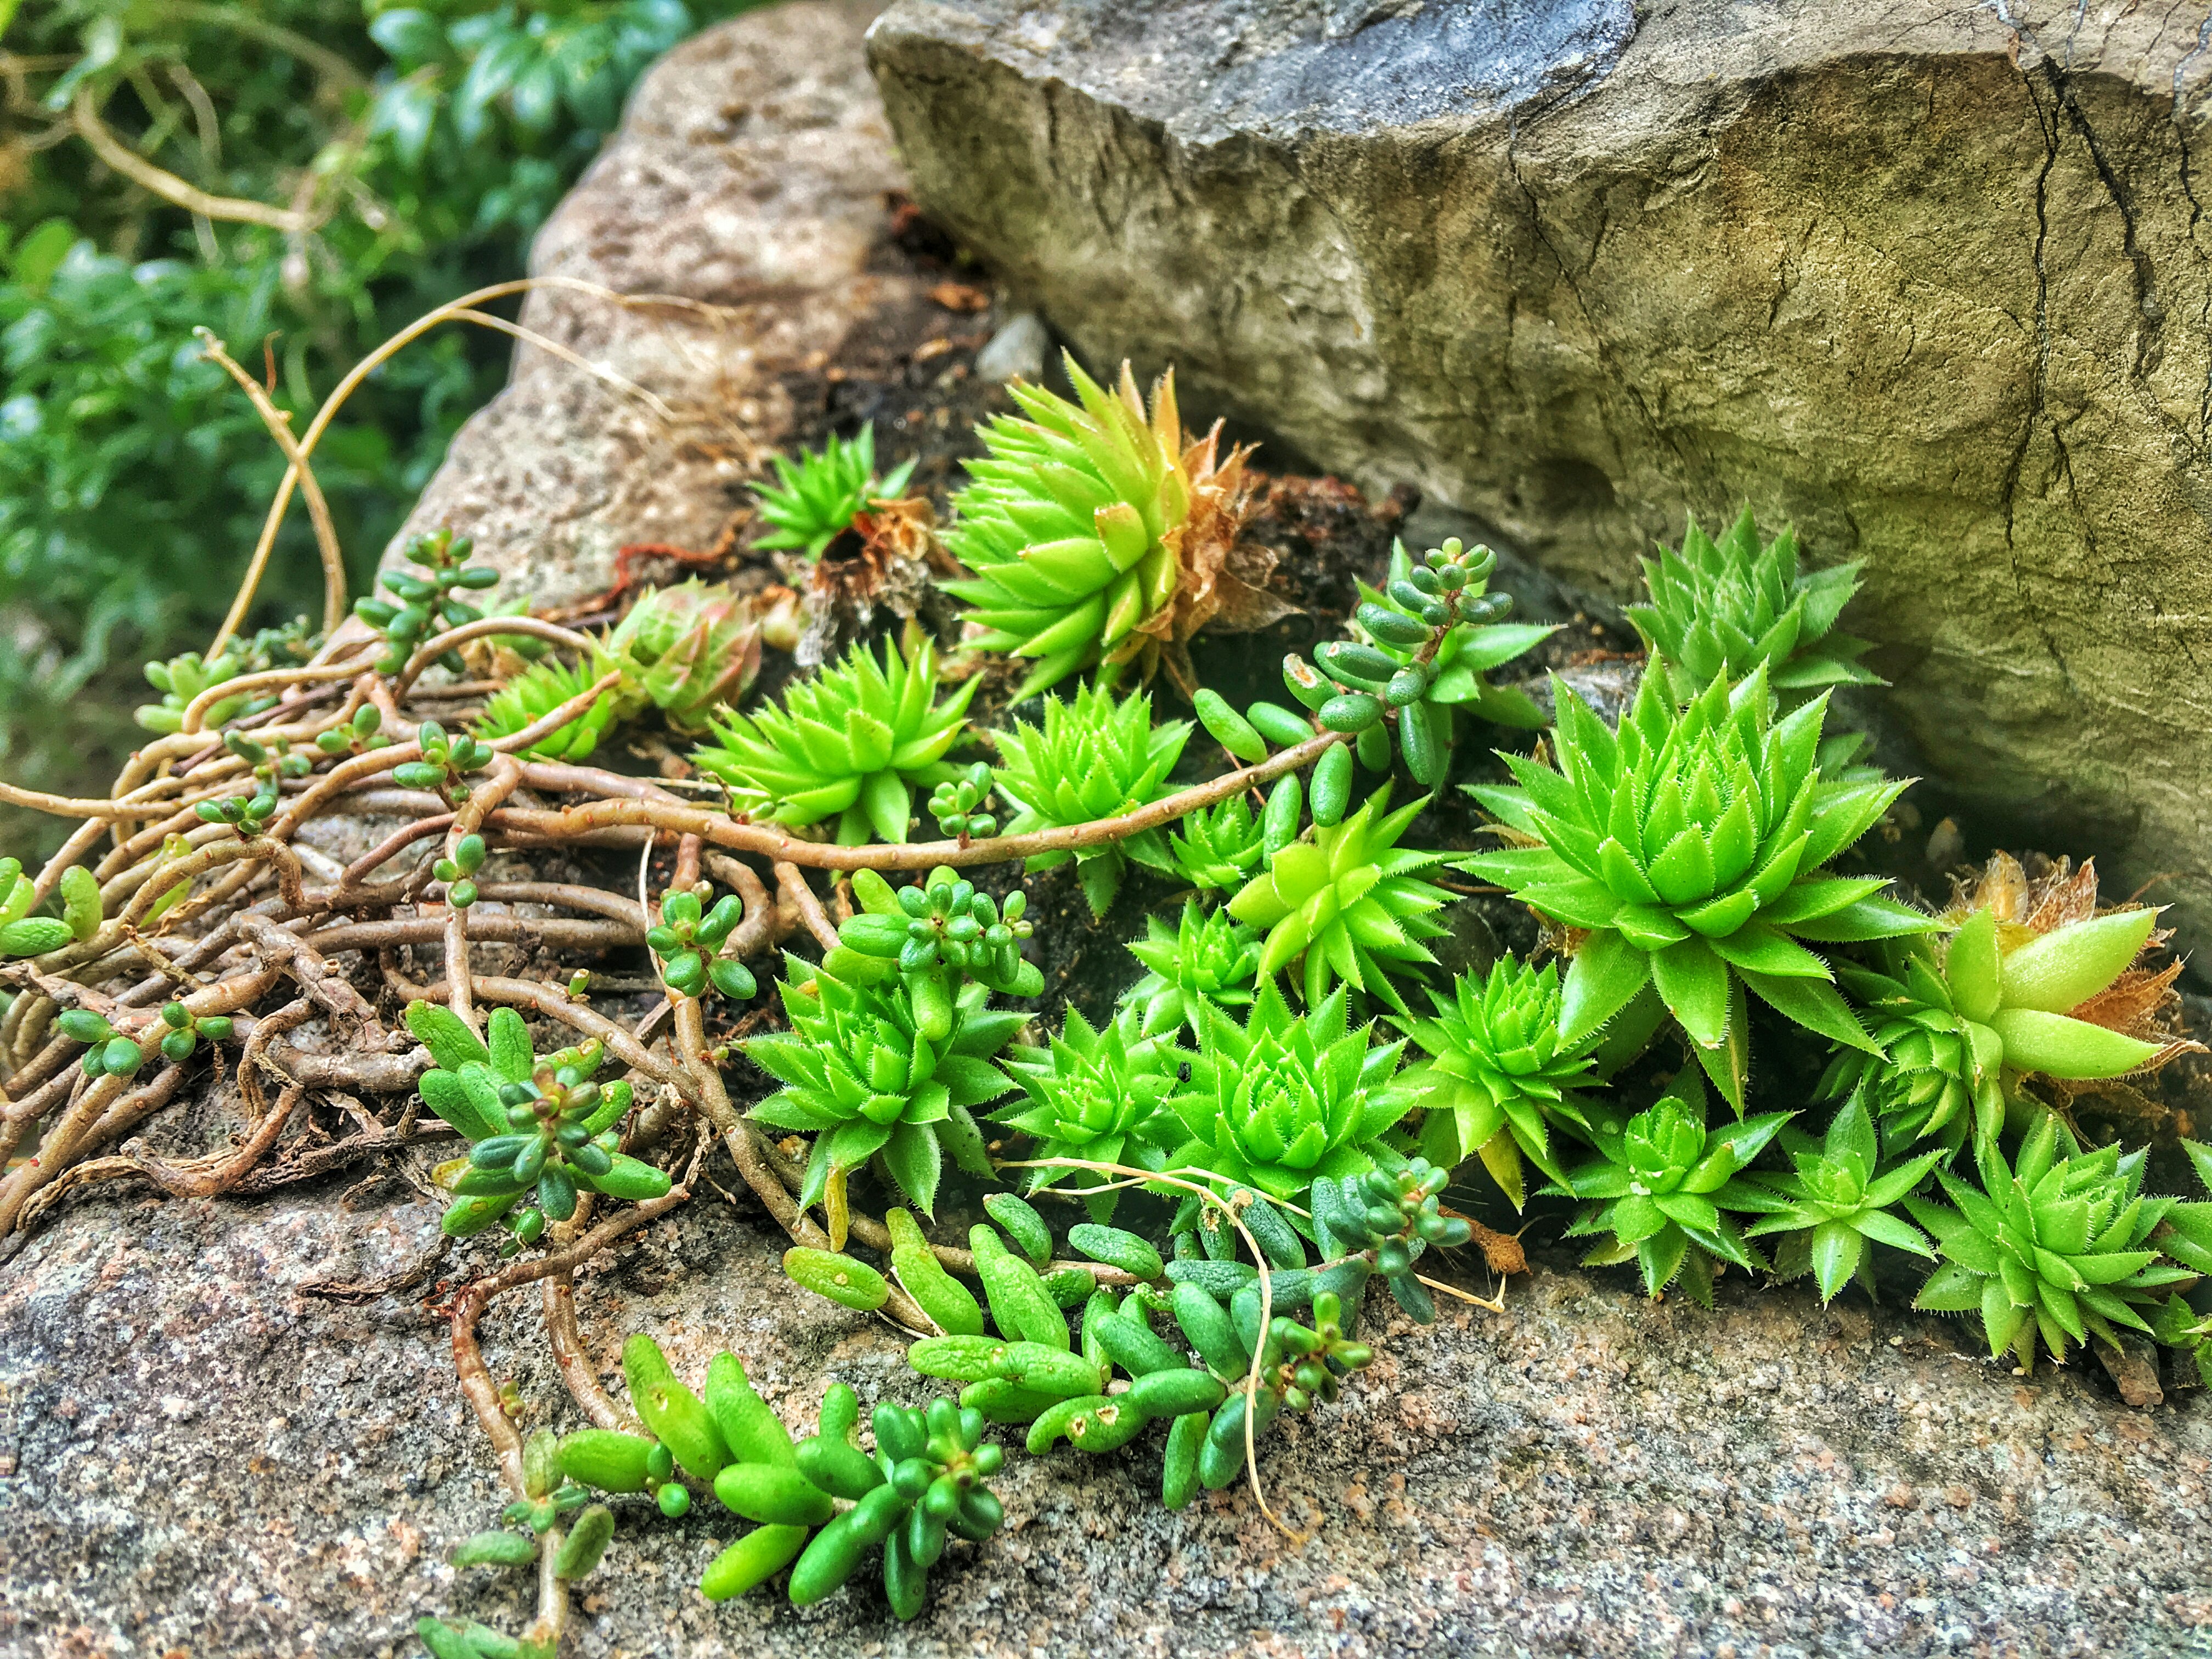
[943,360,1193,702]
[753,425,916,559]
[1822,905,2167,1154]
[994,682,1190,917]
[1166,795,1266,893]
[1906,1116,2196,1371]
[1550,1071,1787,1306]
[1464,664,1931,1109]
[743,952,1020,1215]
[1739,1097,1940,1304]
[594,580,761,731]
[1225,784,1453,1014]
[1401,958,1598,1207]
[476,655,620,761]
[993,1005,1182,1221]
[1122,901,1263,1038]
[1629,507,1878,696]
[1161,980,1414,1207]
[693,632,977,844]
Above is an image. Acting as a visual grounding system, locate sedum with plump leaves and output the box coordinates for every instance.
[1226,784,1455,1014]
[994,1004,1183,1220]
[1629,508,1878,697]
[1823,904,2170,1154]
[1552,1072,1788,1306]
[743,953,1022,1216]
[1163,980,1414,1206]
[693,630,977,844]
[994,682,1190,917]
[1466,663,1932,1109]
[1401,958,1599,1208]
[1906,1116,2196,1371]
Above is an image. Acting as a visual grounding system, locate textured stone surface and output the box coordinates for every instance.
[10,7,2212,1658]
[867,0,2212,956]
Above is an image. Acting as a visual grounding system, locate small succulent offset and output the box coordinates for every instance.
[431,832,488,910]
[475,655,620,762]
[594,579,763,731]
[316,701,392,758]
[1165,794,1267,893]
[646,885,758,1002]
[1289,538,1555,783]
[408,1003,669,1251]
[1163,979,1415,1207]
[1225,784,1454,1013]
[1308,1155,1473,1323]
[1629,508,1878,697]
[994,1003,1184,1219]
[1822,904,2171,1153]
[693,631,978,844]
[195,730,313,833]
[1739,1097,1941,1304]
[994,682,1190,918]
[825,867,1042,1040]
[1907,1116,2196,1371]
[743,952,1022,1216]
[944,358,1259,701]
[753,425,917,560]
[1401,957,1600,1208]
[1122,901,1263,1039]
[420,1429,609,1659]
[1552,1072,1790,1306]
[356,527,501,675]
[0,858,104,958]
[1465,663,1931,1110]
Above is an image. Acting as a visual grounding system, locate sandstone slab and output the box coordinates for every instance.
[867,0,2212,954]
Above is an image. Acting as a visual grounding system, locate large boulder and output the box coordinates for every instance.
[867,0,2212,951]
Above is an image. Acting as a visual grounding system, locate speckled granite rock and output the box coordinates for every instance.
[866,0,2212,961]
[4,1184,2210,1658]
[8,5,2212,1657]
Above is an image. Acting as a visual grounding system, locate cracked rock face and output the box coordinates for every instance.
[868,0,2212,959]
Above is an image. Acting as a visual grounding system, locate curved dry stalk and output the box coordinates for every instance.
[177,661,363,735]
[393,617,599,697]
[196,332,348,638]
[72,87,321,234]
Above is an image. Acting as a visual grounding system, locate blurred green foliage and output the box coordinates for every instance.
[0,0,754,854]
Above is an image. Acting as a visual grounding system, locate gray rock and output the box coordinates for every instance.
[866,0,2212,956]
[975,310,1052,382]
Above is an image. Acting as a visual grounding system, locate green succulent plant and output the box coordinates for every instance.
[994,1003,1184,1220]
[646,885,758,1003]
[1821,905,2169,1153]
[1739,1096,1941,1304]
[1307,1155,1473,1323]
[134,618,317,734]
[595,579,762,730]
[1400,957,1600,1207]
[1224,783,1454,1014]
[408,1003,668,1253]
[1165,794,1267,893]
[1161,979,1414,1207]
[1551,1071,1789,1306]
[1629,508,1878,697]
[1465,663,1932,1110]
[476,654,620,761]
[825,867,1043,1039]
[753,425,917,559]
[1122,901,1264,1039]
[994,682,1190,917]
[693,631,978,844]
[743,952,1020,1216]
[356,528,501,675]
[1906,1116,2196,1371]
[1289,538,1555,783]
[941,359,1187,701]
